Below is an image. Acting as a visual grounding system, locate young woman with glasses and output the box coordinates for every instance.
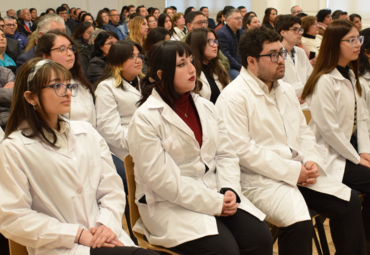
[302,20,370,252]
[0,58,158,255]
[185,28,230,104]
[35,30,96,127]
[146,15,157,34]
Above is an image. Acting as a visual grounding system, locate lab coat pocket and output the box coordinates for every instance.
[162,134,185,163]
[89,159,102,189]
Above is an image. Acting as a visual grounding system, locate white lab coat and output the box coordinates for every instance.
[95,77,141,159]
[170,27,186,41]
[69,79,96,127]
[282,46,313,97]
[301,35,322,57]
[0,126,4,142]
[306,68,370,182]
[127,89,265,248]
[199,71,223,101]
[360,72,370,112]
[216,67,351,227]
[0,120,135,255]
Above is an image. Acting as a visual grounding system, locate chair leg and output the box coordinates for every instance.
[315,216,330,255]
[313,226,323,255]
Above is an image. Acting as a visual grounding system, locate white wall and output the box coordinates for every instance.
[1,0,369,28]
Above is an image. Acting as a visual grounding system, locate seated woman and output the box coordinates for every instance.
[262,8,277,29]
[35,30,96,127]
[0,57,157,255]
[88,31,118,85]
[302,20,370,251]
[127,16,148,46]
[0,66,15,130]
[171,13,186,41]
[0,29,16,70]
[359,28,370,110]
[127,40,273,255]
[96,10,109,29]
[186,28,230,104]
[72,21,95,56]
[158,13,173,38]
[146,15,157,34]
[301,16,322,57]
[81,13,96,27]
[244,16,261,31]
[142,27,171,74]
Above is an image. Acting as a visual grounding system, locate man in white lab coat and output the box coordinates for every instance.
[216,26,367,255]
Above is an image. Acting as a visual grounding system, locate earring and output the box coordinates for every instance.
[33,104,38,111]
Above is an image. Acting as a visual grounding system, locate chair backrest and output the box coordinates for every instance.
[303,110,312,125]
[9,239,28,255]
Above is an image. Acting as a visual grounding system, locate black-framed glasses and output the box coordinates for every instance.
[50,45,76,55]
[128,54,144,62]
[193,20,208,26]
[5,23,17,27]
[43,83,78,97]
[289,28,304,34]
[341,35,364,47]
[259,49,288,63]
[207,39,219,46]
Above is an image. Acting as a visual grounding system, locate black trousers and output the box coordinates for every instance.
[90,246,159,255]
[278,220,313,255]
[171,209,273,255]
[299,187,366,255]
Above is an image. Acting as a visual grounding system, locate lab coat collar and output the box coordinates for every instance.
[122,77,141,97]
[328,67,356,82]
[362,71,370,80]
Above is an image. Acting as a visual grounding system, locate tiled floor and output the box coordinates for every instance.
[273,220,336,255]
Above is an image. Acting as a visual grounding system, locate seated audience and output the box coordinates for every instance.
[0,57,157,255]
[18,8,35,36]
[291,5,302,16]
[72,21,94,58]
[242,15,261,32]
[302,20,370,253]
[56,6,74,35]
[96,10,109,29]
[184,6,195,18]
[158,13,173,37]
[150,8,160,20]
[116,13,140,40]
[215,10,225,30]
[5,37,22,64]
[171,13,186,41]
[0,29,16,68]
[35,30,96,127]
[217,26,366,255]
[127,16,148,46]
[332,10,349,21]
[120,6,128,22]
[127,40,273,255]
[301,16,322,56]
[350,14,362,31]
[316,9,332,36]
[200,6,216,29]
[163,7,174,19]
[186,28,230,103]
[77,11,87,22]
[217,9,243,80]
[70,8,80,26]
[3,16,28,52]
[103,9,121,32]
[88,31,118,85]
[46,8,56,14]
[136,5,148,17]
[6,9,16,17]
[262,8,277,29]
[215,6,234,32]
[0,66,15,130]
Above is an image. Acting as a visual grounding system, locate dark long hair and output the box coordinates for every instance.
[81,13,96,28]
[262,8,277,25]
[185,28,230,92]
[302,20,362,99]
[359,28,370,76]
[96,10,108,28]
[5,58,71,148]
[35,30,94,97]
[142,27,170,52]
[96,40,144,89]
[92,31,119,58]
[139,41,191,107]
[72,21,93,40]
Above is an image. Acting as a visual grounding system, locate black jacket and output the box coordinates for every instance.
[88,56,107,85]
[6,37,22,63]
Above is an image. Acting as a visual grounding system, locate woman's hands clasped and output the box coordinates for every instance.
[75,225,124,248]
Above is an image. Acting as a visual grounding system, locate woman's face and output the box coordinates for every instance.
[84,15,93,24]
[82,25,94,41]
[353,17,362,31]
[164,17,172,31]
[140,20,149,36]
[153,10,160,20]
[100,36,118,56]
[269,10,277,22]
[203,32,218,62]
[122,46,143,78]
[148,17,157,30]
[166,9,173,19]
[0,30,6,50]
[323,14,332,26]
[123,10,128,18]
[102,13,109,24]
[307,21,319,36]
[44,36,75,70]
[173,53,196,94]
[247,17,261,29]
[79,11,86,21]
[339,27,361,65]
[174,15,185,27]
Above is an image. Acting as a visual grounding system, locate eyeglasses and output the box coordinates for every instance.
[128,54,144,62]
[259,49,288,63]
[232,17,243,21]
[43,83,78,97]
[207,39,219,46]
[50,45,76,55]
[110,14,120,16]
[5,23,17,27]
[193,20,208,26]
[289,28,304,34]
[341,36,364,47]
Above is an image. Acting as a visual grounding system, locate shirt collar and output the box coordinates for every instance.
[246,69,279,95]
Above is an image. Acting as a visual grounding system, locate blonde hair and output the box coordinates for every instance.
[127,16,146,45]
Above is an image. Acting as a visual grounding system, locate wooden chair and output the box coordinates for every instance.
[9,239,28,255]
[303,110,312,125]
[123,155,180,255]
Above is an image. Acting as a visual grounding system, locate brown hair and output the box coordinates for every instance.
[301,20,361,100]
[262,8,277,25]
[301,16,316,35]
[127,16,146,45]
[5,58,72,147]
[185,28,230,92]
[172,12,184,27]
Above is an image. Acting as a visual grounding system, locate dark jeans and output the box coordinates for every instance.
[172,209,273,255]
[90,247,159,255]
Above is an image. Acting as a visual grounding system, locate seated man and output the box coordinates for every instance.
[200,6,215,29]
[217,9,243,80]
[275,15,313,107]
[216,26,367,255]
[103,9,121,32]
[3,16,28,52]
[0,66,15,130]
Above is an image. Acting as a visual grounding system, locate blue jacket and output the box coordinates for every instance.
[208,18,216,30]
[6,32,28,52]
[16,45,37,73]
[216,24,242,70]
[103,21,119,32]
[115,23,129,40]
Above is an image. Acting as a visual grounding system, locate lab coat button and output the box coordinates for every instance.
[77,189,82,194]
